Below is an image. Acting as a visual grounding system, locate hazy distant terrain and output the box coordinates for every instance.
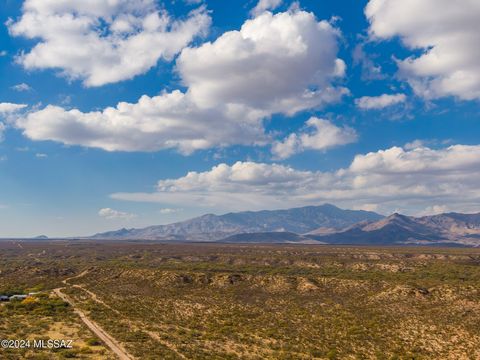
[91,204,480,247]
[1,241,480,359]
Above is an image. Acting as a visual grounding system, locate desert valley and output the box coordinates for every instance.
[1,240,480,359]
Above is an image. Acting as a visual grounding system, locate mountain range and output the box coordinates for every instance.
[91,204,480,247]
[306,212,480,246]
[92,204,382,241]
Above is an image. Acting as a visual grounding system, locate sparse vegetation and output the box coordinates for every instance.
[1,240,480,359]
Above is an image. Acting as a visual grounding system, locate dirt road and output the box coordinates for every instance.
[53,287,134,360]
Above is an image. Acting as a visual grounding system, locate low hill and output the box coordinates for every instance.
[221,232,322,244]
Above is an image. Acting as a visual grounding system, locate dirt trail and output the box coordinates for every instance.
[71,284,187,358]
[63,269,121,314]
[53,288,134,360]
[62,269,187,358]
[54,269,134,360]
[62,269,90,285]
[72,284,121,315]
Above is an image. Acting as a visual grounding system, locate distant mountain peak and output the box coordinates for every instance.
[389,212,409,219]
[386,213,415,223]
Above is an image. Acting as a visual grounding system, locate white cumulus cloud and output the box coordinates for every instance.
[349,145,480,174]
[355,93,406,110]
[15,91,266,154]
[272,117,357,159]
[98,207,137,220]
[0,103,27,114]
[159,208,182,214]
[366,0,480,100]
[8,0,211,87]
[0,103,27,141]
[111,144,480,215]
[15,10,348,153]
[11,83,32,92]
[250,0,283,17]
[177,10,347,115]
[403,139,426,151]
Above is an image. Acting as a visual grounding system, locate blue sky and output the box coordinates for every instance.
[0,0,479,237]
